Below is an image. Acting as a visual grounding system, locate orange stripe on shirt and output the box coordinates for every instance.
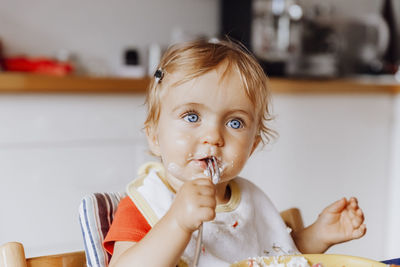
[103,196,151,255]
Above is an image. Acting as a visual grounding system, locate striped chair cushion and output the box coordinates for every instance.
[79,192,126,267]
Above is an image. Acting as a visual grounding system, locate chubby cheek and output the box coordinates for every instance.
[158,129,193,165]
[224,153,247,177]
[222,138,255,179]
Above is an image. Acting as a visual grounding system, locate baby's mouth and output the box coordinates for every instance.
[200,156,221,184]
[193,157,211,170]
[199,156,215,167]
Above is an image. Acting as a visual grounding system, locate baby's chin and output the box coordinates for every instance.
[164,170,198,184]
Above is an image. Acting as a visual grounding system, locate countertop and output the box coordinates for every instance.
[0,73,399,94]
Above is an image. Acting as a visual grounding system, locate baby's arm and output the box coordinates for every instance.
[109,178,216,267]
[292,197,366,254]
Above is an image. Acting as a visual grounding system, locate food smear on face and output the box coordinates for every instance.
[166,160,209,180]
[218,160,229,175]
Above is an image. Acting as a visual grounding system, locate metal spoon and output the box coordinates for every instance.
[192,156,220,267]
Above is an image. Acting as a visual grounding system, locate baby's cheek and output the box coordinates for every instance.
[162,132,191,150]
[158,133,187,163]
[174,136,190,146]
[176,135,196,158]
[230,142,254,170]
[225,152,246,176]
[233,157,247,172]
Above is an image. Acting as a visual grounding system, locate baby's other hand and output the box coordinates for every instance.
[315,197,366,248]
[168,178,216,233]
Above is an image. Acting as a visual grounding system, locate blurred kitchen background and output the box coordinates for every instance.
[0,0,399,262]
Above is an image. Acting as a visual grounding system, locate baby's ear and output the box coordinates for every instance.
[250,135,261,156]
[146,126,161,157]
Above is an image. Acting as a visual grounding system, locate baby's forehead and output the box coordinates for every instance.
[159,73,259,116]
[164,63,242,90]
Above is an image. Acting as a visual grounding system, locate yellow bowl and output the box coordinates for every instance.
[230,254,387,267]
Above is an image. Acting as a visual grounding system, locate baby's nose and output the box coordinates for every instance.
[200,125,224,147]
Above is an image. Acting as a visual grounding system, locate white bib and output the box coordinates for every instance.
[127,162,298,267]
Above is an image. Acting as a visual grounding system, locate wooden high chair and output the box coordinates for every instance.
[280,207,304,233]
[0,242,86,267]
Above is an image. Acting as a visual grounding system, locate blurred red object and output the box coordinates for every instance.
[4,57,74,76]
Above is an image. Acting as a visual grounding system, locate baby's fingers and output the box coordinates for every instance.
[193,179,216,196]
[352,223,367,239]
[198,185,216,197]
[346,211,363,229]
[324,198,347,214]
[198,206,216,222]
[190,207,215,229]
[348,207,364,227]
[197,195,216,209]
[193,177,214,185]
[355,208,364,220]
[347,197,359,210]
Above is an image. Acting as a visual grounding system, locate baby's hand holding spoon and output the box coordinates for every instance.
[193,156,220,267]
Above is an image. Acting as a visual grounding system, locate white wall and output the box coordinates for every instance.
[0,92,396,261]
[0,94,153,257]
[386,94,400,259]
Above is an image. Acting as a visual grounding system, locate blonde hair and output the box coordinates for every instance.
[144,38,275,144]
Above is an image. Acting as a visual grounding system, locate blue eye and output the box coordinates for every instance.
[183,113,199,123]
[227,119,243,129]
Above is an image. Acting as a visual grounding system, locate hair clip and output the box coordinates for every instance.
[154,68,164,83]
[208,37,220,44]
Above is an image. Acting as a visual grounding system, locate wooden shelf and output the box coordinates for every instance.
[0,73,150,93]
[0,73,399,94]
[269,77,400,94]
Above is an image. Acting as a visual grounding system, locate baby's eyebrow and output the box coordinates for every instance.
[171,102,204,112]
[229,109,255,121]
